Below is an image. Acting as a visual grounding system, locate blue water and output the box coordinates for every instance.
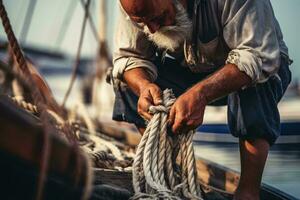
[194,143,300,198]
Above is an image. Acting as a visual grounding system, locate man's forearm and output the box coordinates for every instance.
[191,64,252,103]
[123,68,153,96]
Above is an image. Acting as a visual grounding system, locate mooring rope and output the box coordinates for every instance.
[11,95,38,113]
[0,2,54,199]
[61,0,91,107]
[132,89,203,200]
[0,2,93,200]
[9,94,128,166]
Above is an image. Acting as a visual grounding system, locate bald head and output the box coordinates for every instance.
[120,0,176,33]
[120,0,170,18]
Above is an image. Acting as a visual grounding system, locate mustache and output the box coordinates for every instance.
[143,1,192,51]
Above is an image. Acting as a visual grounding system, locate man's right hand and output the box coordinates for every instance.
[137,83,162,120]
[123,68,162,121]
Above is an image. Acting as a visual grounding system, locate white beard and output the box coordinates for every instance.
[143,1,192,52]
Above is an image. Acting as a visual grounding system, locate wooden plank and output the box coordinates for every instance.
[97,121,141,146]
[0,95,90,186]
[196,158,239,193]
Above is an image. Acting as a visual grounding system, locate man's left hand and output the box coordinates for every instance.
[168,88,207,134]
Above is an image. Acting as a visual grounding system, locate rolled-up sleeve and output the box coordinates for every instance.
[222,0,281,83]
[113,6,157,82]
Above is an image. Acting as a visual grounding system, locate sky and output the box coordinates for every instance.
[0,0,299,79]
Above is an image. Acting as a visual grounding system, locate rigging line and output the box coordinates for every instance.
[19,0,37,45]
[80,0,101,44]
[14,0,27,35]
[61,0,91,107]
[0,1,85,197]
[54,0,78,51]
[98,0,107,42]
[0,2,55,200]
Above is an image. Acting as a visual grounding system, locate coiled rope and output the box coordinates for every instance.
[9,94,130,170]
[132,89,203,200]
[11,95,38,113]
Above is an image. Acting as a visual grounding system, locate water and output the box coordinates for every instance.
[194,143,300,198]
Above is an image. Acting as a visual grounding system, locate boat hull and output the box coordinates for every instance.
[194,122,300,144]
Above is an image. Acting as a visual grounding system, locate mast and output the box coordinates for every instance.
[98,0,106,43]
[54,1,77,51]
[19,0,37,45]
[91,0,114,119]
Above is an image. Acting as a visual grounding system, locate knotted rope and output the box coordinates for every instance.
[132,89,203,200]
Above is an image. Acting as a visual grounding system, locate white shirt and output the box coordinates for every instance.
[113,0,289,84]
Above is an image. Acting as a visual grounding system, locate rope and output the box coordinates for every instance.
[11,95,38,113]
[54,1,77,50]
[132,89,203,200]
[10,93,128,161]
[19,0,37,45]
[9,94,130,170]
[61,0,91,107]
[79,0,101,44]
[0,2,53,199]
[0,2,91,200]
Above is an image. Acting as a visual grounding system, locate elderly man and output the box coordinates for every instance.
[111,0,292,199]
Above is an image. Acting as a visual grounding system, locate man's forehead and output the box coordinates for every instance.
[120,0,166,18]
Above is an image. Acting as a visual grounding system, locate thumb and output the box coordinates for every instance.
[149,86,162,105]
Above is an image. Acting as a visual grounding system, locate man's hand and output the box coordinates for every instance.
[168,63,252,134]
[169,88,207,134]
[123,68,162,121]
[138,83,162,120]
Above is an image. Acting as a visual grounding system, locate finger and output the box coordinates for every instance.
[149,86,162,105]
[168,106,176,126]
[140,104,153,120]
[138,97,153,120]
[172,115,184,134]
[142,112,153,121]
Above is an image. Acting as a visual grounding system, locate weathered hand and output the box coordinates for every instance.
[169,88,207,134]
[137,83,162,121]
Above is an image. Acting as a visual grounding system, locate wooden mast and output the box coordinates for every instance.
[91,0,114,120]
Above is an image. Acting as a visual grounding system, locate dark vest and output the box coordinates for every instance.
[188,0,230,73]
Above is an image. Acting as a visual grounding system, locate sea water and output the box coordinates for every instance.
[194,143,300,198]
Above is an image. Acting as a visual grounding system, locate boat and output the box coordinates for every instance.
[194,103,300,144]
[0,93,298,200]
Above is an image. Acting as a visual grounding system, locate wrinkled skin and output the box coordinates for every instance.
[168,87,207,134]
[137,83,162,120]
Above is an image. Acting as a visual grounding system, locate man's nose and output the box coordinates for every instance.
[146,22,160,33]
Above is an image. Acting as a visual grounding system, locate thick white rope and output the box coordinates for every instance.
[10,95,124,161]
[132,89,203,200]
[11,96,38,113]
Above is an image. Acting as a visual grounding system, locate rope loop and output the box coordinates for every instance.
[148,105,168,114]
[132,89,203,200]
